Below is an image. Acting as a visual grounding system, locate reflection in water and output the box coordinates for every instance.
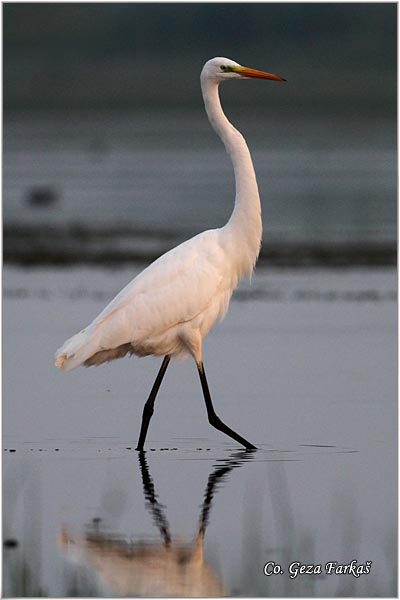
[59,450,255,597]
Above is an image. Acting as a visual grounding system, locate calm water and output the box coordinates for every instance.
[3,109,397,249]
[3,265,397,596]
[2,107,397,595]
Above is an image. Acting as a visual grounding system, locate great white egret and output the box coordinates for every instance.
[55,57,285,450]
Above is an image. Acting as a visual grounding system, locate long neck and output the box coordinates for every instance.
[201,77,262,278]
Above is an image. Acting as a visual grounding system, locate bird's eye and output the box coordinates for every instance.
[220,66,227,71]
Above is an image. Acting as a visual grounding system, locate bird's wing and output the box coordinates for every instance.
[89,229,230,347]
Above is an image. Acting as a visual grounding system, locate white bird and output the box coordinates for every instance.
[55,57,285,450]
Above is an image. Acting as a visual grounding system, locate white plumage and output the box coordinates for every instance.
[55,57,285,450]
[56,230,235,370]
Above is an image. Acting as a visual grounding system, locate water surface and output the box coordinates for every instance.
[3,266,397,596]
[3,110,396,252]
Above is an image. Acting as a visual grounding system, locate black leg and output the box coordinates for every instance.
[197,361,257,450]
[138,451,171,546]
[136,356,170,451]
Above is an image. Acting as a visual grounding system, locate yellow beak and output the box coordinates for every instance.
[236,66,286,82]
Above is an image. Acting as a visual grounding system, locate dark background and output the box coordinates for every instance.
[4,3,397,113]
[3,3,397,266]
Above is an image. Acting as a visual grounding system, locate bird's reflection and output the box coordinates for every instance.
[59,449,255,597]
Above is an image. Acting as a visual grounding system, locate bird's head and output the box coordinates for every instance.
[201,57,286,84]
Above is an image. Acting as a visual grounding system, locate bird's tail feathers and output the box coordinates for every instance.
[55,327,99,371]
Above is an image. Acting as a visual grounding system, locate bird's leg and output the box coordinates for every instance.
[136,355,171,451]
[197,361,257,450]
[137,451,171,547]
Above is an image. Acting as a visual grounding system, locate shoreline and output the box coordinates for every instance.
[4,224,396,267]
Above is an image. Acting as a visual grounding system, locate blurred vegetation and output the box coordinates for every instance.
[4,3,396,112]
[3,451,397,597]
